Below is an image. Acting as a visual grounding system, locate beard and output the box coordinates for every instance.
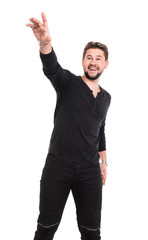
[84,71,103,80]
[84,64,104,80]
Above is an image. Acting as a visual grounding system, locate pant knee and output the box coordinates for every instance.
[38,222,59,229]
[34,222,59,240]
[78,224,101,240]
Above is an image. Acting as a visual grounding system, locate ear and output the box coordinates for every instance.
[105,60,109,69]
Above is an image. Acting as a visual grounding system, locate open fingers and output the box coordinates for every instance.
[26,23,40,30]
[26,13,48,30]
[26,23,32,28]
[41,12,48,26]
[29,17,42,27]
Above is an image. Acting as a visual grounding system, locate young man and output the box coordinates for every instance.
[26,12,111,240]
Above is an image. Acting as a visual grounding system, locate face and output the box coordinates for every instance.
[82,48,109,80]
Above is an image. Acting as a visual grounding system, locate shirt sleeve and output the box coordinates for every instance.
[98,118,106,152]
[98,93,111,152]
[40,48,72,93]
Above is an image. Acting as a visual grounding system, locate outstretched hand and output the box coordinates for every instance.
[26,12,52,45]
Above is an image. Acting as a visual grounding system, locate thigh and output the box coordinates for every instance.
[38,154,72,226]
[72,163,102,229]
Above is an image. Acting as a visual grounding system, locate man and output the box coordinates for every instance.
[26,12,111,240]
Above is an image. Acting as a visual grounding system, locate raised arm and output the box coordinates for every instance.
[26,12,52,54]
[26,13,73,93]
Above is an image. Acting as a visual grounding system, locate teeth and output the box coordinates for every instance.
[89,67,96,70]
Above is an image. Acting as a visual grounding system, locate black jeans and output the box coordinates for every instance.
[33,153,102,240]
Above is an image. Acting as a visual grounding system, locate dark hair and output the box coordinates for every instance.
[83,41,108,61]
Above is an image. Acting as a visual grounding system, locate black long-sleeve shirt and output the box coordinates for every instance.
[40,49,111,165]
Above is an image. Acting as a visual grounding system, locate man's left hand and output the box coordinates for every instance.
[100,163,107,185]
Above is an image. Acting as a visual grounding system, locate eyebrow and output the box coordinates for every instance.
[86,54,103,58]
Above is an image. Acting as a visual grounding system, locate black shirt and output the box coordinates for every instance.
[40,49,111,165]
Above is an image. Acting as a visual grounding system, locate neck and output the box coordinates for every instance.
[81,74,100,92]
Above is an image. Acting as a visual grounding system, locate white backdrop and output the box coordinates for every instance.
[0,0,148,239]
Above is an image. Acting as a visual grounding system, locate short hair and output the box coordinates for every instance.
[83,41,108,61]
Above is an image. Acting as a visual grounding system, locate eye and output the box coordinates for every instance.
[96,58,101,61]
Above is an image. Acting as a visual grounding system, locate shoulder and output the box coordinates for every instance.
[101,86,111,99]
[100,86,111,108]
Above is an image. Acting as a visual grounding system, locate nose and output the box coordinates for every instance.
[90,58,97,65]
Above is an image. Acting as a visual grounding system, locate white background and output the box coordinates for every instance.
[0,0,148,239]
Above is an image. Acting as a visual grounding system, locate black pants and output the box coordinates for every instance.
[33,153,102,240]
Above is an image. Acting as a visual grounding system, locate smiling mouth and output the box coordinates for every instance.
[89,68,96,71]
[88,67,98,73]
[88,65,99,72]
